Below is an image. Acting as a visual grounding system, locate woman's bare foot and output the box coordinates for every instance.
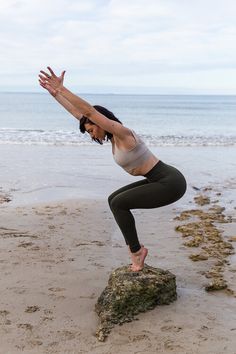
[130,246,148,272]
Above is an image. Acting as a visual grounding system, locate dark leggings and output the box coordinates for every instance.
[108,161,187,253]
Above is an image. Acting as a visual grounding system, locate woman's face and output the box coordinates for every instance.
[84,123,106,142]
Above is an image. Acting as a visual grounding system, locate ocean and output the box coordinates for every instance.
[0,93,236,146]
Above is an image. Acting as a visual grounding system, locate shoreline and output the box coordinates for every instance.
[0,144,235,207]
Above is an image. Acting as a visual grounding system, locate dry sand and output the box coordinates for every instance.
[0,189,236,354]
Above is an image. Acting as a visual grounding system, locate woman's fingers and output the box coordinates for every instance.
[39,67,65,82]
[38,78,50,88]
[38,74,48,81]
[40,70,50,78]
[47,66,56,77]
[39,79,57,96]
[39,79,47,87]
[39,66,65,93]
[61,70,66,80]
[39,81,47,89]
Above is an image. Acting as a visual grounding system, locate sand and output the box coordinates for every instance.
[0,145,236,353]
[0,190,236,354]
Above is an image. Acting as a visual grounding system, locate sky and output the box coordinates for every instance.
[1,0,236,94]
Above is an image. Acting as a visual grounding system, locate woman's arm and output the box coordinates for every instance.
[39,67,130,138]
[55,94,83,120]
[39,71,83,121]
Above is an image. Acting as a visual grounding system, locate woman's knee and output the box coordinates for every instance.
[108,192,116,208]
[108,194,125,212]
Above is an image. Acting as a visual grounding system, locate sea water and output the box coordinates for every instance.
[0,93,236,146]
[0,92,235,205]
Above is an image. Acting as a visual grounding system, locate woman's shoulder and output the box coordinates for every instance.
[113,126,136,139]
[113,128,140,151]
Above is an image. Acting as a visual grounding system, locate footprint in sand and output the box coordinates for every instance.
[35,211,46,215]
[91,240,105,246]
[164,339,183,351]
[18,242,34,248]
[160,325,183,333]
[28,339,43,347]
[58,209,67,215]
[17,323,33,331]
[48,225,56,229]
[0,310,11,325]
[48,287,65,292]
[48,287,66,300]
[18,242,40,251]
[79,293,96,299]
[9,286,26,294]
[41,308,54,322]
[128,334,150,342]
[25,306,40,313]
[44,309,53,315]
[56,330,80,341]
[91,262,104,268]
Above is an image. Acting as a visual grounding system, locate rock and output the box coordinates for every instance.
[194,195,210,206]
[229,236,236,242]
[203,187,213,192]
[95,264,177,341]
[205,266,223,279]
[192,186,201,191]
[175,189,235,293]
[205,278,227,291]
[174,209,203,221]
[208,205,225,214]
[189,253,209,261]
[184,236,204,247]
[0,193,11,204]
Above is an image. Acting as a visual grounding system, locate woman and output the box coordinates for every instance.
[38,67,187,272]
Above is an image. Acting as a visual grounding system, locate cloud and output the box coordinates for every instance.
[108,0,173,18]
[0,0,236,92]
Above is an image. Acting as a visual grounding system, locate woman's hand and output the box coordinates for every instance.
[39,79,57,97]
[38,67,66,96]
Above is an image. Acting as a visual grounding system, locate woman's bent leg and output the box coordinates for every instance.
[108,179,149,246]
[109,178,186,253]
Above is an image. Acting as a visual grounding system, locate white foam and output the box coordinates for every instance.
[0,129,235,146]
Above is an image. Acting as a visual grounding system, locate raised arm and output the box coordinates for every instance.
[39,70,83,121]
[39,67,130,138]
[55,94,83,120]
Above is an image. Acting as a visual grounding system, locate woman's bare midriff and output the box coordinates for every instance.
[127,155,159,176]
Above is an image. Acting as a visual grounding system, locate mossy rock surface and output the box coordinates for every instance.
[95,264,177,341]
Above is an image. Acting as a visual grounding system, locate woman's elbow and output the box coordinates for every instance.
[83,106,96,118]
[74,111,83,120]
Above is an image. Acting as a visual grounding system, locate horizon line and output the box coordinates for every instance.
[0,91,236,96]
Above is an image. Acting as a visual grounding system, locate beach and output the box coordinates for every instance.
[0,145,236,354]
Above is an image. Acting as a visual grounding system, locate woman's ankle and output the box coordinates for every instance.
[129,244,144,254]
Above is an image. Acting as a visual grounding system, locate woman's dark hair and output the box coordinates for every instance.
[79,105,122,144]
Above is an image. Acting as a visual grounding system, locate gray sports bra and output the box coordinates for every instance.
[112,130,154,174]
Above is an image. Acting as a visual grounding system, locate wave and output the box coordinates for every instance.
[0,129,235,147]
